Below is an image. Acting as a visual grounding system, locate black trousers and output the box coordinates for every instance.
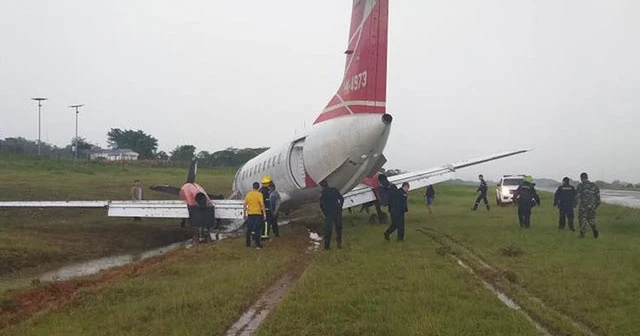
[558,206,575,230]
[267,212,280,237]
[323,213,343,249]
[518,207,531,228]
[474,194,489,209]
[246,215,264,247]
[385,212,405,240]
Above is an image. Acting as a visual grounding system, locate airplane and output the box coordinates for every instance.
[0,0,528,225]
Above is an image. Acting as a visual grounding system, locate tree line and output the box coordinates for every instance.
[0,128,268,168]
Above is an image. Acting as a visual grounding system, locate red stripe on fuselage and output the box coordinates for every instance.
[314,105,386,124]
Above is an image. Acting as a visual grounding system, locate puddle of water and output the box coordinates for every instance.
[39,230,243,282]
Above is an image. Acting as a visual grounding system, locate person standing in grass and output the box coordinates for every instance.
[554,177,576,231]
[384,182,410,241]
[130,179,143,221]
[512,176,540,228]
[425,185,435,214]
[472,174,490,211]
[576,172,600,239]
[244,182,266,249]
[319,180,344,250]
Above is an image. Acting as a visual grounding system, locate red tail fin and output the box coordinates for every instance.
[314,0,389,124]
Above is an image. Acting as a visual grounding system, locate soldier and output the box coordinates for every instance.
[553,177,576,231]
[512,176,540,228]
[576,172,600,238]
[472,174,490,211]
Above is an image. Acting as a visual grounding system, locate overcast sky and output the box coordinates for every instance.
[1,0,638,183]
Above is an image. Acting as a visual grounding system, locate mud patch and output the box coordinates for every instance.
[0,251,170,329]
[225,226,319,335]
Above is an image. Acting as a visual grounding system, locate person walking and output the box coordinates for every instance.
[384,182,410,241]
[553,177,576,231]
[576,172,600,239]
[472,175,490,211]
[425,185,435,214]
[512,176,540,228]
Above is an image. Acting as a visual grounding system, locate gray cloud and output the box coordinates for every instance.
[1,0,638,182]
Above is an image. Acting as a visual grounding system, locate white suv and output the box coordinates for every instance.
[496,175,525,206]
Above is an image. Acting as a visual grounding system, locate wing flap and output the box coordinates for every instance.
[0,200,245,220]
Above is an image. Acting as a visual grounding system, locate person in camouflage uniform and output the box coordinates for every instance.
[576,172,600,238]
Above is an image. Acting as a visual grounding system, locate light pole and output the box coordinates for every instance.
[31,97,48,156]
[69,104,84,159]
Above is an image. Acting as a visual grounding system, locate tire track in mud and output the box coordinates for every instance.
[417,226,600,336]
[225,228,321,336]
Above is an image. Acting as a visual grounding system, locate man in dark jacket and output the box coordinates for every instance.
[384,182,409,241]
[512,176,540,228]
[553,177,576,231]
[472,174,490,211]
[319,180,344,250]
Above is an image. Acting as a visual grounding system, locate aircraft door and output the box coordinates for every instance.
[288,139,306,188]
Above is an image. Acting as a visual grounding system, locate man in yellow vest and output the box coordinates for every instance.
[244,182,266,249]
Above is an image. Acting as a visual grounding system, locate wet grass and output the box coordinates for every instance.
[257,212,540,335]
[411,184,640,336]
[0,225,307,335]
[258,184,640,335]
[0,157,235,285]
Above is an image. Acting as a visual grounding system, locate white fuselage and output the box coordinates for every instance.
[232,113,392,213]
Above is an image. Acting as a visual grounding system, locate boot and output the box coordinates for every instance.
[593,229,599,239]
[486,205,491,211]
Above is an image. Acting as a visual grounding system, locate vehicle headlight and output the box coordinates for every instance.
[501,188,511,196]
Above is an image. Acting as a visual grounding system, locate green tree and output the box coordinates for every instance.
[156,151,169,160]
[170,145,196,162]
[107,128,158,159]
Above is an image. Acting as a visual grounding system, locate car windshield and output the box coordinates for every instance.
[502,178,523,186]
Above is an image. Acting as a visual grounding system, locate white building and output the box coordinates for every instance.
[90,149,139,161]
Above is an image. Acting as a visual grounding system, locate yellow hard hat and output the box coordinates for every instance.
[524,175,533,183]
[261,176,272,184]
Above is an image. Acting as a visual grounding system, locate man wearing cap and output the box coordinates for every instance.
[512,176,540,228]
[554,177,577,231]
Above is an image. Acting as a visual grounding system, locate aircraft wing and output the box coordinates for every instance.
[342,149,529,209]
[0,199,245,220]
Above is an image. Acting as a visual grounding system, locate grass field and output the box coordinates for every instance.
[1,159,638,335]
[0,158,235,284]
[0,224,309,335]
[258,184,640,336]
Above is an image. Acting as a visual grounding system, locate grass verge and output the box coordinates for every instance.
[0,224,308,335]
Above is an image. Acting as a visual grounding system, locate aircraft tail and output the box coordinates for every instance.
[314,0,389,124]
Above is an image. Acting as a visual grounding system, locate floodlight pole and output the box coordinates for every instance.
[69,104,84,159]
[31,98,48,156]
